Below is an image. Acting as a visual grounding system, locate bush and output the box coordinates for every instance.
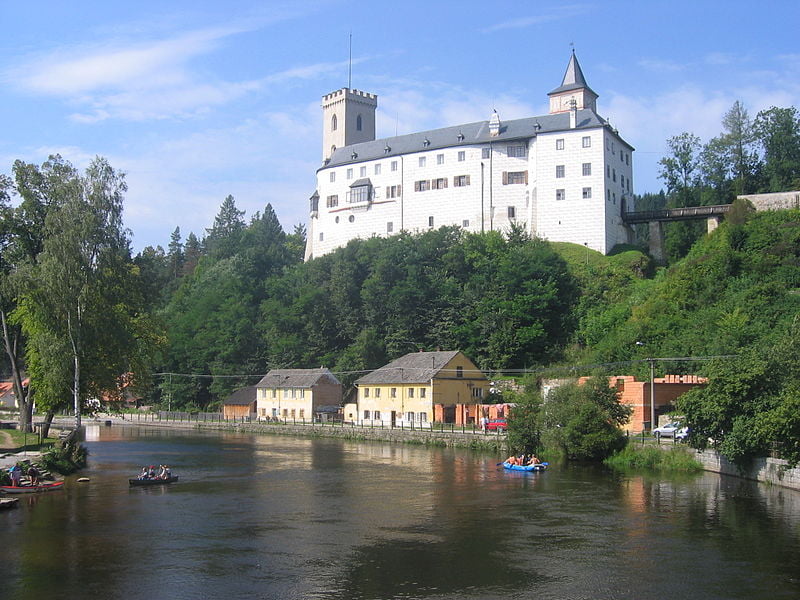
[39,444,88,475]
[604,444,702,472]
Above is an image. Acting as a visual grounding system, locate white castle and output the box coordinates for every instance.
[305,52,634,260]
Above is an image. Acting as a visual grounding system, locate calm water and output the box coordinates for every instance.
[2,426,799,600]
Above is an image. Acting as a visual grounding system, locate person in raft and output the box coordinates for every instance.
[138,467,149,480]
[526,454,541,466]
[505,455,519,466]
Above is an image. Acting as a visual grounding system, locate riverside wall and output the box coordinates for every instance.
[693,449,800,491]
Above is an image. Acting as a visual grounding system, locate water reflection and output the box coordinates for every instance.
[1,427,798,600]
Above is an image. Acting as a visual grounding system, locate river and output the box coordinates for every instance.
[2,425,799,599]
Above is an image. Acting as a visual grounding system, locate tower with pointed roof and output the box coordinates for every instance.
[548,51,598,114]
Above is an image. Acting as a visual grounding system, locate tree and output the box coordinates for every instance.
[659,133,703,261]
[506,376,542,455]
[721,101,761,195]
[542,377,631,460]
[205,195,245,259]
[754,106,800,192]
[167,227,184,282]
[183,232,202,277]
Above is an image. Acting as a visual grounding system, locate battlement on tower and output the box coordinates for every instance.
[323,88,378,105]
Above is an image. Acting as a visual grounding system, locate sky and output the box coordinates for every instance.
[1,0,799,251]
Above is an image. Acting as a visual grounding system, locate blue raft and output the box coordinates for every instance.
[502,462,547,472]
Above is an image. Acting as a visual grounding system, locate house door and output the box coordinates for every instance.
[391,411,396,428]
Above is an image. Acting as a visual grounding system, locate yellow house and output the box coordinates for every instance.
[354,351,490,427]
[255,369,342,422]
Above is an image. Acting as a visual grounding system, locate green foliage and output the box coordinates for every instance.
[505,376,542,454]
[604,444,703,472]
[39,443,88,475]
[542,377,631,460]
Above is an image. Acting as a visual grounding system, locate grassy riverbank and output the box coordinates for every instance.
[604,444,703,472]
[0,428,58,453]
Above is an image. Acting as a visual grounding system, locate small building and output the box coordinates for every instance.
[222,386,258,421]
[578,374,708,433]
[0,379,29,410]
[354,351,490,427]
[255,369,342,422]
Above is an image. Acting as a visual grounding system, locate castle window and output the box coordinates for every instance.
[428,216,434,227]
[319,232,324,241]
[419,157,426,167]
[454,175,470,187]
[462,219,470,227]
[331,145,336,155]
[360,166,367,177]
[349,185,370,203]
[391,161,398,172]
[387,222,393,233]
[503,171,527,185]
[335,216,339,223]
[331,114,337,131]
[437,154,445,165]
[556,189,565,201]
[556,165,565,178]
[582,163,591,176]
[507,145,526,158]
[582,136,591,148]
[374,164,381,175]
[329,172,335,183]
[326,195,338,208]
[627,180,631,192]
[482,148,491,159]
[356,114,362,131]
[458,151,466,162]
[607,165,610,178]
[386,185,402,198]
[347,168,353,179]
[556,138,565,150]
[613,193,616,204]
[508,206,516,219]
[432,178,448,190]
[582,187,592,199]
[414,180,430,192]
[349,215,355,222]
[626,154,630,166]
[607,189,611,202]
[613,168,616,182]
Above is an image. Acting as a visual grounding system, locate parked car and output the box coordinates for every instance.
[653,422,688,440]
[485,419,507,432]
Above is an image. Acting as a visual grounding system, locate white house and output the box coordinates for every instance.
[305,52,635,260]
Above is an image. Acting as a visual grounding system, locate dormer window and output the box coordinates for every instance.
[384,145,391,154]
[423,138,430,147]
[351,152,358,160]
[457,132,465,142]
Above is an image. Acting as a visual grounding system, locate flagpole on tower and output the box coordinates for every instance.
[348,33,352,89]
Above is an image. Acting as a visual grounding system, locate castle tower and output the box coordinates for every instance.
[548,51,598,114]
[321,88,378,162]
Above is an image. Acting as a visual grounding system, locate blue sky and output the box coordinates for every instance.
[1,1,799,251]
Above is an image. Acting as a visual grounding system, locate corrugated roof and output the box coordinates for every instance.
[355,351,462,385]
[322,109,615,169]
[223,386,257,406]
[255,368,341,389]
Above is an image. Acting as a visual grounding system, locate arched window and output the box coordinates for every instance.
[331,114,338,131]
[331,145,336,155]
[356,114,362,131]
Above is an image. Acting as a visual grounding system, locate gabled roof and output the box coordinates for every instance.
[256,368,341,389]
[355,351,465,385]
[548,51,597,97]
[322,109,610,169]
[224,386,257,406]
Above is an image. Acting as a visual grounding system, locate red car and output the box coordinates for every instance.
[485,419,507,432]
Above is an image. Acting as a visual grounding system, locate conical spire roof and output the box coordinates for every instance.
[548,51,597,96]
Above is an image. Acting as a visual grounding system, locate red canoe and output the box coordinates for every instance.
[0,481,65,494]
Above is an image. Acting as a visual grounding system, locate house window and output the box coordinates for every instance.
[407,411,415,421]
[347,168,353,179]
[299,409,304,419]
[360,166,367,177]
[363,410,370,419]
[291,389,296,398]
[329,172,335,183]
[349,185,370,203]
[556,165,565,178]
[556,138,565,150]
[582,163,592,176]
[458,151,466,162]
[300,389,304,398]
[428,216,434,227]
[482,148,491,159]
[504,171,527,185]
[283,408,288,417]
[462,219,470,227]
[271,389,277,398]
[326,195,338,208]
[432,177,447,190]
[364,388,370,398]
[507,145,526,158]
[414,180,430,192]
[419,157,426,167]
[454,175,470,187]
[391,161,398,171]
[556,189,565,201]
[472,388,483,398]
[456,366,463,378]
[386,185,402,198]
[374,163,381,175]
[437,153,444,165]
[582,136,591,148]
[582,187,592,199]
[409,388,414,398]
[374,410,381,420]
[420,388,426,398]
[387,221,393,233]
[375,388,381,398]
[420,412,428,422]
[508,206,516,218]
[391,388,397,398]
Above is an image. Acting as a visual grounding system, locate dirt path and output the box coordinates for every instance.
[0,429,14,450]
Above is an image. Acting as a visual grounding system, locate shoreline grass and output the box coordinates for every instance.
[604,443,703,472]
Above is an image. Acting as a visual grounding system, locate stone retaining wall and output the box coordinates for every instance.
[693,449,800,491]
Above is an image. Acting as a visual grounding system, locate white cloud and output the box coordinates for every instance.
[483,4,591,33]
[637,58,685,73]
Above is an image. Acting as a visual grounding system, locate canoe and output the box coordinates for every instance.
[129,476,179,487]
[0,497,19,509]
[0,481,65,494]
[502,462,546,472]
